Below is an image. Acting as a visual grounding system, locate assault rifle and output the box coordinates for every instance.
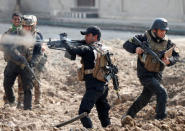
[104,51,120,99]
[24,61,40,85]
[37,33,83,60]
[13,56,40,85]
[55,112,88,128]
[132,37,165,65]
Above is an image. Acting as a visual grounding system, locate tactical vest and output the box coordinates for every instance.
[139,31,168,72]
[77,43,108,82]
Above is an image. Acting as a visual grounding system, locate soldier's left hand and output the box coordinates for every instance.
[162,57,170,65]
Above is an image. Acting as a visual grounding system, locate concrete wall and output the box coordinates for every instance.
[21,0,76,19]
[0,0,16,21]
[99,0,185,22]
[1,0,185,23]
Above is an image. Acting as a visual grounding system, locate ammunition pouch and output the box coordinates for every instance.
[77,67,84,81]
[143,55,165,72]
[77,67,107,82]
[93,67,106,82]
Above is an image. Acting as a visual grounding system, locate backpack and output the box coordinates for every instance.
[91,43,108,82]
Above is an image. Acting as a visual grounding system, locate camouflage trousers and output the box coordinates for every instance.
[17,53,47,104]
[17,68,41,104]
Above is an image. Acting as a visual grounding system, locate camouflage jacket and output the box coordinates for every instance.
[29,30,47,72]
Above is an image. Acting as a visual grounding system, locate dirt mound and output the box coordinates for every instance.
[0,39,184,131]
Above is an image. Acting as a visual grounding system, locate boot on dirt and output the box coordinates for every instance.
[121,114,135,127]
[34,101,41,108]
[4,101,17,108]
[17,102,23,109]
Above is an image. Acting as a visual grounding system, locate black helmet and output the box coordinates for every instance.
[151,18,169,31]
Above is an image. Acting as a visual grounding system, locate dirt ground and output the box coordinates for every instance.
[0,37,184,131]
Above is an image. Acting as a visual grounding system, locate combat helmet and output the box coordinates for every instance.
[22,15,34,26]
[22,15,37,32]
[151,18,169,31]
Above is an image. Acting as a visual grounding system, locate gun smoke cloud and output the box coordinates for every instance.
[0,32,35,51]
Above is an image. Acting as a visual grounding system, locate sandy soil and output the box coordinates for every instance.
[0,38,184,131]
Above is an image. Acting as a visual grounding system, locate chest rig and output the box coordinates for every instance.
[77,42,108,82]
[139,31,168,72]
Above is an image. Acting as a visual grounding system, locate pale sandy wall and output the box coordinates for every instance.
[99,0,185,22]
[0,0,16,20]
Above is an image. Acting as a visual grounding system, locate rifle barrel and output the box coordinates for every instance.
[55,112,88,128]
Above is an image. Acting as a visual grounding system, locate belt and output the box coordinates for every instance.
[84,69,93,74]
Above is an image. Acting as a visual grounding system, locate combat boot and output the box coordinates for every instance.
[34,100,41,108]
[34,100,40,105]
[155,113,167,120]
[17,102,23,109]
[81,127,95,131]
[121,114,135,127]
[3,95,16,107]
[4,101,17,108]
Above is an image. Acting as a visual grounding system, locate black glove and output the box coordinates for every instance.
[29,55,37,68]
[33,44,42,55]
[63,41,71,50]
[29,61,35,68]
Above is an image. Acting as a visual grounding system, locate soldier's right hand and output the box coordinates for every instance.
[136,47,144,54]
[63,41,71,50]
[29,62,34,68]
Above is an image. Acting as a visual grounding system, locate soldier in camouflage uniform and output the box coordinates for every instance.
[3,13,22,60]
[5,13,22,34]
[2,13,22,106]
[17,15,47,108]
[2,13,34,110]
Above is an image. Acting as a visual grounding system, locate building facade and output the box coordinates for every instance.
[1,0,185,23]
